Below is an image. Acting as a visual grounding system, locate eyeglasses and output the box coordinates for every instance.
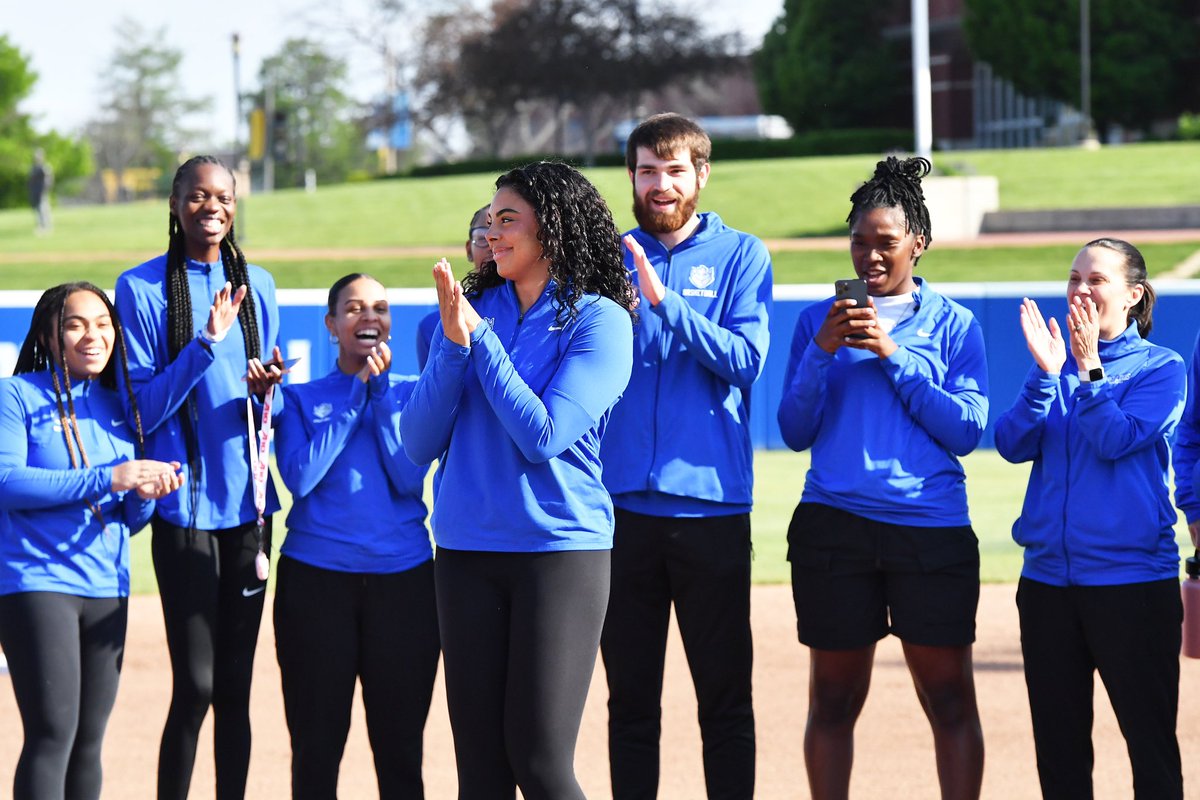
[469,228,490,249]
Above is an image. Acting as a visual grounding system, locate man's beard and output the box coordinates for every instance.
[632,186,700,234]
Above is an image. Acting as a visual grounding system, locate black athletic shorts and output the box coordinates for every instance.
[787,501,980,650]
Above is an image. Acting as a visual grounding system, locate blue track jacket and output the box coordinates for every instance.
[0,372,154,597]
[1173,332,1200,525]
[777,278,988,526]
[995,322,1185,586]
[401,282,633,552]
[600,212,772,516]
[275,368,431,573]
[115,255,281,529]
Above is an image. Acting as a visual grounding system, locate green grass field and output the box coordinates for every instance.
[127,449,1193,594]
[0,141,1197,288]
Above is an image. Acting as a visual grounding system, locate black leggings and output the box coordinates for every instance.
[273,555,440,799]
[435,547,610,800]
[151,515,271,800]
[0,591,127,800]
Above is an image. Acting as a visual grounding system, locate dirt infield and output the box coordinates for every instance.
[2,584,1198,798]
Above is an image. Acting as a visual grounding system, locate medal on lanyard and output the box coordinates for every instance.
[246,385,275,581]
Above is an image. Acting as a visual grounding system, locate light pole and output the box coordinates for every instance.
[231,32,246,237]
[911,0,933,160]
[1080,0,1100,147]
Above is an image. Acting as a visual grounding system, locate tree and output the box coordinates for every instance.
[0,35,92,209]
[754,0,911,133]
[962,0,1200,132]
[84,18,211,199]
[416,0,743,158]
[256,38,367,188]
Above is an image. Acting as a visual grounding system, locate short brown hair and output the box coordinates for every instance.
[624,113,711,173]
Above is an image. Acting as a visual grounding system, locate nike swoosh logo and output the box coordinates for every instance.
[916,329,933,337]
[548,325,565,331]
[242,586,265,597]
[111,418,125,426]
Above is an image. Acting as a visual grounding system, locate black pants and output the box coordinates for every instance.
[435,547,610,800]
[0,591,127,800]
[273,555,440,799]
[151,515,270,800]
[1017,576,1183,799]
[600,509,755,800]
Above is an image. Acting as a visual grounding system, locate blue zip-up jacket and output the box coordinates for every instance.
[275,368,431,573]
[115,255,281,529]
[995,322,1185,586]
[600,212,772,516]
[401,282,634,552]
[0,372,155,598]
[1172,332,1200,524]
[415,308,440,372]
[778,278,988,526]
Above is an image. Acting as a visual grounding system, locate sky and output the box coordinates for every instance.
[4,0,783,147]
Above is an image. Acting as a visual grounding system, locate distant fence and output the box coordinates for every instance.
[2,283,1197,450]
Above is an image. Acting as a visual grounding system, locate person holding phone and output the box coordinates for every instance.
[997,239,1184,798]
[115,155,285,800]
[777,156,989,799]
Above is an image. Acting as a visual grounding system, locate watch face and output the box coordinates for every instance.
[1089,367,1105,382]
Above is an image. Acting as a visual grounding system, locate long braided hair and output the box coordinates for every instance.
[165,156,261,523]
[14,282,146,521]
[462,161,637,325]
[847,155,933,263]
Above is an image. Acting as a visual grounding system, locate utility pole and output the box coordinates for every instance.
[911,0,933,160]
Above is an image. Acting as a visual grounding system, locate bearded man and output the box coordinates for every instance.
[599,112,774,800]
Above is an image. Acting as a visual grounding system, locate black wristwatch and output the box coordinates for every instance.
[1077,366,1105,383]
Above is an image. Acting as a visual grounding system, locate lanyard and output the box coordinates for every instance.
[246,385,275,581]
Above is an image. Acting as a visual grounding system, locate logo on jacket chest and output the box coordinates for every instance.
[312,403,333,422]
[683,264,717,298]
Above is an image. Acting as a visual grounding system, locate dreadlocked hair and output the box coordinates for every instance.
[461,161,638,325]
[847,156,933,257]
[14,282,147,471]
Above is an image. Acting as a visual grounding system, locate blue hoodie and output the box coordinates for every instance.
[401,282,633,552]
[995,321,1185,586]
[275,368,431,573]
[777,278,988,527]
[600,212,772,516]
[0,372,155,598]
[115,255,281,529]
[1172,332,1200,525]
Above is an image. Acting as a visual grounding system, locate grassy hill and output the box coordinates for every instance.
[0,142,1196,289]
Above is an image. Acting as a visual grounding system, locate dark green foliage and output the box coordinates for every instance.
[0,36,92,209]
[754,0,912,132]
[963,0,1200,131]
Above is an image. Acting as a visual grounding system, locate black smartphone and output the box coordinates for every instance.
[834,278,869,308]
[834,278,869,339]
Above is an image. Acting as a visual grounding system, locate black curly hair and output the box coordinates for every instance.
[847,156,933,260]
[14,282,146,483]
[462,161,637,324]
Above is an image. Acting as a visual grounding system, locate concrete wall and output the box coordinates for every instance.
[982,206,1200,233]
